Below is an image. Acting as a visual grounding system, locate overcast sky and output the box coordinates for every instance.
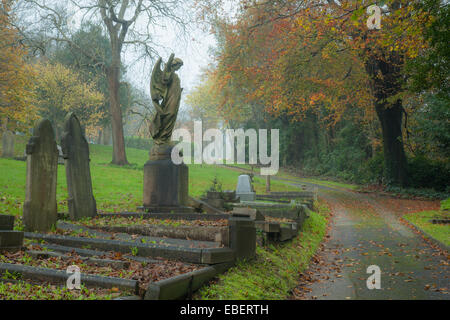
[65,1,223,113]
[123,22,218,103]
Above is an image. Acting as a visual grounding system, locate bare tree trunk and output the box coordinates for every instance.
[265,175,270,192]
[97,129,102,145]
[107,61,129,165]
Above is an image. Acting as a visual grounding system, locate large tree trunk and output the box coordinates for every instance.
[375,99,408,186]
[365,52,408,187]
[107,59,129,165]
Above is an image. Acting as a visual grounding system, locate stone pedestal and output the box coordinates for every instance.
[143,145,190,211]
[228,214,256,260]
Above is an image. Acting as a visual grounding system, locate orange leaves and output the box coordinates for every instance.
[0,0,38,130]
[309,92,326,106]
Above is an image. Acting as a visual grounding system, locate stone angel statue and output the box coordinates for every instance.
[149,53,184,148]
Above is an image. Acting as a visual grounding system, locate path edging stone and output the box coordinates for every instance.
[144,262,234,300]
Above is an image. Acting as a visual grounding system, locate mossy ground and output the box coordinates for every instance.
[195,202,329,300]
[0,281,126,300]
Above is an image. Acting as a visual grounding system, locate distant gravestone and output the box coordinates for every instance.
[236,175,256,201]
[23,119,58,232]
[57,144,64,164]
[61,113,97,220]
[1,130,14,158]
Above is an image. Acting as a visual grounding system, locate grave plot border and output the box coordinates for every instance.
[145,262,234,300]
[78,212,231,221]
[256,191,314,200]
[0,262,139,293]
[232,202,308,222]
[24,232,235,264]
[93,224,230,247]
[255,221,300,243]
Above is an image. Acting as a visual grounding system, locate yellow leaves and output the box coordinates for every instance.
[33,62,105,130]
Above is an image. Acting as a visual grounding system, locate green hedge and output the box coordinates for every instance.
[124,136,153,151]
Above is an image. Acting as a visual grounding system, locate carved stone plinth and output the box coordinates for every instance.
[143,145,190,212]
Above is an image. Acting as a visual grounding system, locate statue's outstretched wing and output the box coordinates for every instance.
[164,53,175,75]
[150,58,164,102]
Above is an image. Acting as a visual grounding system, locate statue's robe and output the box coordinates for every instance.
[150,73,182,145]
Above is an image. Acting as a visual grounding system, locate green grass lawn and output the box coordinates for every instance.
[0,142,299,217]
[403,210,450,247]
[195,202,329,299]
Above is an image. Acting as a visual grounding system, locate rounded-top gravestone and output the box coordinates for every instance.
[61,112,97,220]
[236,175,256,202]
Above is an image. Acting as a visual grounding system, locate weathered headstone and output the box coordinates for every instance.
[0,215,24,252]
[236,175,256,201]
[61,113,97,220]
[23,119,58,232]
[1,130,14,158]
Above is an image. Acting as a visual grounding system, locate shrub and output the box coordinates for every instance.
[408,155,450,192]
[124,136,153,150]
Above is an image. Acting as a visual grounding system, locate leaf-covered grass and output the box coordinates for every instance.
[0,143,299,218]
[0,281,123,300]
[403,210,450,246]
[441,198,450,211]
[195,202,329,300]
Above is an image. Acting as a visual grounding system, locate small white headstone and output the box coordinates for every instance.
[236,175,256,201]
[56,144,64,164]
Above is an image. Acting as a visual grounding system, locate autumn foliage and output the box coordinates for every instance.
[0,0,37,130]
[33,62,104,139]
[192,0,439,186]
